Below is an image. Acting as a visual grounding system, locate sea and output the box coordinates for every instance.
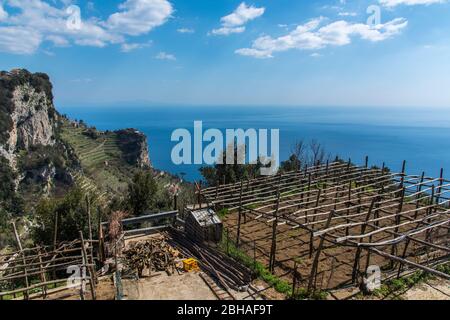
[58,105,450,182]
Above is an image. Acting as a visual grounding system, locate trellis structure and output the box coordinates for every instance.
[0,229,98,300]
[200,159,450,294]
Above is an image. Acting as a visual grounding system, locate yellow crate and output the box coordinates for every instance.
[183,258,199,272]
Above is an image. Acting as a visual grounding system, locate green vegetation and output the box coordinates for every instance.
[219,231,328,300]
[126,171,158,216]
[280,140,331,173]
[244,203,262,210]
[59,120,129,194]
[367,264,450,299]
[200,145,262,186]
[32,186,99,245]
[0,156,24,215]
[217,208,229,218]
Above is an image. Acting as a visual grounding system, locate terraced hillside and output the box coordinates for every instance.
[59,120,136,197]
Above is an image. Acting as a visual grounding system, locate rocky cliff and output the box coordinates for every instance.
[0,69,152,213]
[0,69,57,168]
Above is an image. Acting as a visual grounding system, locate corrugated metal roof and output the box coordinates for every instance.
[190,208,221,227]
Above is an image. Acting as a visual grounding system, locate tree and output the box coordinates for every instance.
[126,171,158,216]
[0,156,24,215]
[32,187,97,245]
[200,144,262,187]
[281,139,332,173]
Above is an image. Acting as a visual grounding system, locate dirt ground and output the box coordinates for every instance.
[29,277,115,300]
[401,279,450,300]
[122,272,217,300]
[223,198,448,292]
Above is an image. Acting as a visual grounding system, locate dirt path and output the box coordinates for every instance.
[122,272,217,300]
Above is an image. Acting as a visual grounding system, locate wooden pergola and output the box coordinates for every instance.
[200,159,450,293]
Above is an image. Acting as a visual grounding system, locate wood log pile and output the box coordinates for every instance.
[123,238,180,277]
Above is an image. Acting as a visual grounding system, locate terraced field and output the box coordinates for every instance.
[60,121,132,197]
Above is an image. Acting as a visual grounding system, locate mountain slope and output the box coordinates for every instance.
[0,69,152,213]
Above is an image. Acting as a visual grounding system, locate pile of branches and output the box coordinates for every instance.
[123,238,180,277]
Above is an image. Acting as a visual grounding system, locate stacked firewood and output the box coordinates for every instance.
[123,238,180,277]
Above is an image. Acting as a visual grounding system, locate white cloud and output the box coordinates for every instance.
[338,12,357,17]
[121,41,152,52]
[177,27,194,34]
[236,17,408,58]
[379,0,446,7]
[46,35,70,47]
[106,0,173,36]
[0,26,42,54]
[0,0,173,54]
[155,51,176,60]
[0,3,8,21]
[211,26,245,36]
[211,2,265,36]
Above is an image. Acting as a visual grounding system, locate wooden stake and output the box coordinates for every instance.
[351,197,378,284]
[236,180,244,247]
[86,196,93,244]
[38,248,47,298]
[12,222,29,300]
[435,168,444,210]
[307,210,335,295]
[269,182,282,273]
[292,260,298,299]
[79,231,96,300]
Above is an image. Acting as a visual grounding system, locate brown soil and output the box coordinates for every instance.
[223,196,447,292]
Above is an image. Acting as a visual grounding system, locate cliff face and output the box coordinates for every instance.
[116,129,151,168]
[0,70,57,167]
[0,69,152,213]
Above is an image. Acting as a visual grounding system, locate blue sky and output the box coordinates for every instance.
[0,0,449,107]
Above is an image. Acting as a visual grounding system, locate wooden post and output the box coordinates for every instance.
[226,228,230,255]
[309,188,322,258]
[38,248,47,298]
[52,211,59,281]
[345,181,352,236]
[79,231,96,300]
[306,173,312,206]
[308,230,315,259]
[397,237,411,278]
[12,222,29,300]
[269,182,282,273]
[253,239,257,271]
[292,260,298,299]
[236,180,244,247]
[215,180,220,199]
[198,181,202,209]
[400,160,406,188]
[365,156,369,168]
[53,211,59,249]
[351,197,378,284]
[364,198,380,272]
[307,210,335,295]
[435,168,444,210]
[425,185,435,243]
[98,207,105,264]
[86,196,93,244]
